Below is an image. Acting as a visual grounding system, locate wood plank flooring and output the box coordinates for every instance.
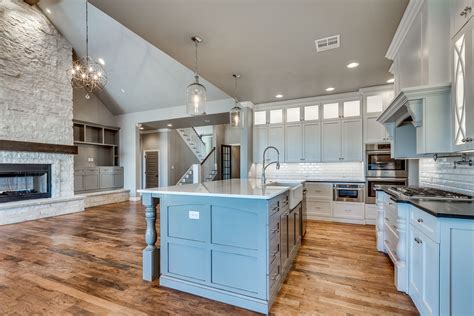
[0,202,417,315]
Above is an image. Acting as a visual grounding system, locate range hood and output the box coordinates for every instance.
[377,83,452,158]
[377,83,451,128]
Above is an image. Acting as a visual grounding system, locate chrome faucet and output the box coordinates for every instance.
[262,146,280,184]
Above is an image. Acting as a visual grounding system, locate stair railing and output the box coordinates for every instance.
[200,147,217,183]
[176,165,194,185]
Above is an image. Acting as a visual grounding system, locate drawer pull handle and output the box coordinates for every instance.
[392,225,398,230]
[384,217,390,221]
[271,272,279,280]
[417,218,423,223]
[271,228,279,234]
[271,251,279,257]
[414,237,422,244]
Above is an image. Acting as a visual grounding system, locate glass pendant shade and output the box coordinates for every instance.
[230,103,243,128]
[186,76,207,115]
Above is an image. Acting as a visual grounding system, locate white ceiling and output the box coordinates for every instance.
[89,0,408,104]
[38,0,229,115]
[39,0,407,114]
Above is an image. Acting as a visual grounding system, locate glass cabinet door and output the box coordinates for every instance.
[454,33,467,147]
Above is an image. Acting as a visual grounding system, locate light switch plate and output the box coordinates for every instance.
[189,211,200,220]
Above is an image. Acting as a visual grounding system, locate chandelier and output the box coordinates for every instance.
[186,36,206,115]
[67,0,107,99]
[229,74,242,128]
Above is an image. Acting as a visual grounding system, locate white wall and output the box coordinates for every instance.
[73,90,117,126]
[419,155,474,196]
[117,98,234,197]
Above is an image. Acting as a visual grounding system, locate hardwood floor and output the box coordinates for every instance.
[0,202,417,315]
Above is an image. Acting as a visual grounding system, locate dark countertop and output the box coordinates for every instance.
[376,186,474,219]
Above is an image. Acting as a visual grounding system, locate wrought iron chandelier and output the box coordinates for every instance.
[67,0,107,99]
[186,36,206,115]
[229,74,242,128]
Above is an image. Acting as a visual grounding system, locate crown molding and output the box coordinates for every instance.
[386,0,425,60]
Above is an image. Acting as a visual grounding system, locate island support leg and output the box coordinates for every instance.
[142,193,159,281]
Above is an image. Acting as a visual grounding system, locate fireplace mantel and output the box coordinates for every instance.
[0,140,78,155]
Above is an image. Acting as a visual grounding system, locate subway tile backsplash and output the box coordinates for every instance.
[419,154,474,196]
[250,162,365,181]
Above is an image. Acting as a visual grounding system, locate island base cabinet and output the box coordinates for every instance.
[408,225,439,316]
[440,219,474,316]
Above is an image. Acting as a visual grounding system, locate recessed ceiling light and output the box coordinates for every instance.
[326,87,335,92]
[386,78,395,83]
[167,124,173,127]
[45,8,51,14]
[98,58,105,65]
[347,62,359,68]
[275,94,284,98]
[120,88,125,93]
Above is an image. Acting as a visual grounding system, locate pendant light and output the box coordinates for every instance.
[186,36,207,115]
[67,0,107,99]
[229,74,243,128]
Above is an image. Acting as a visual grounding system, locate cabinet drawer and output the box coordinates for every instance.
[269,215,281,242]
[306,183,333,199]
[384,221,399,257]
[365,204,377,220]
[333,202,364,219]
[384,204,397,227]
[307,200,332,217]
[269,256,281,295]
[269,235,280,268]
[410,206,440,243]
[83,167,99,175]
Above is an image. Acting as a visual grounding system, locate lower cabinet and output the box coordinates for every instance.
[409,225,440,316]
[74,166,124,193]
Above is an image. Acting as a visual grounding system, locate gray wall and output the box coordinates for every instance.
[73,90,117,127]
[169,130,199,185]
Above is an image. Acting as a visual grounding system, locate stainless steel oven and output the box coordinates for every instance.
[365,177,408,204]
[366,144,408,178]
[333,183,365,203]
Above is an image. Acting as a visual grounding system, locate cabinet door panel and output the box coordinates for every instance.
[322,121,341,162]
[285,124,303,162]
[303,122,321,162]
[253,126,268,163]
[365,116,387,143]
[83,174,100,191]
[268,125,284,162]
[342,119,363,161]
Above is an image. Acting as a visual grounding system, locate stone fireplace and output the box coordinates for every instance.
[0,1,84,225]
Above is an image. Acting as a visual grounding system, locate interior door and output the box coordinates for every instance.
[144,151,159,188]
[221,145,231,180]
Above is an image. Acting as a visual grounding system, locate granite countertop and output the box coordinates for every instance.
[377,186,474,219]
[138,179,304,200]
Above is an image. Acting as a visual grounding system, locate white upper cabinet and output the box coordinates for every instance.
[286,107,301,123]
[452,19,474,151]
[451,0,473,38]
[342,100,361,118]
[342,119,363,161]
[323,103,340,120]
[253,125,268,163]
[254,110,267,125]
[322,121,341,162]
[362,89,394,144]
[285,123,303,162]
[303,122,321,162]
[268,125,284,161]
[304,105,319,121]
[269,109,283,124]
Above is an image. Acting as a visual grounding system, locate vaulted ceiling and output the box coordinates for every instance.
[39,0,408,114]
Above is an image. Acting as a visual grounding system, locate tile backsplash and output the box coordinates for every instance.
[250,162,365,181]
[419,154,474,196]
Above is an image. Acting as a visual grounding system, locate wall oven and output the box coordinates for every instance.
[365,143,408,204]
[333,183,365,203]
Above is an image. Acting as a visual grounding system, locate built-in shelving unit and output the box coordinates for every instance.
[73,120,120,167]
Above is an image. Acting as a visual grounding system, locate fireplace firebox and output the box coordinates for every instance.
[0,164,52,203]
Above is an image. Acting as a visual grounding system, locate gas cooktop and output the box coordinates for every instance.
[387,186,473,201]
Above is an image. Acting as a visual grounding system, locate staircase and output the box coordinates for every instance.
[175,148,218,185]
[177,166,194,186]
[177,127,207,161]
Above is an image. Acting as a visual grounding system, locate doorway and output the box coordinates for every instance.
[221,145,240,180]
[143,150,159,188]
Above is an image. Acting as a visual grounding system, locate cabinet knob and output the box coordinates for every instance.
[414,237,422,244]
[417,218,423,223]
[465,137,473,143]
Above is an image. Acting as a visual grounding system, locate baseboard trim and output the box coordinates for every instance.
[129,196,141,202]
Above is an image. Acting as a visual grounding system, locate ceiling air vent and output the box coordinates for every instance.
[315,35,340,52]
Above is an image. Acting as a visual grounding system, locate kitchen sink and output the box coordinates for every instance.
[266,181,304,209]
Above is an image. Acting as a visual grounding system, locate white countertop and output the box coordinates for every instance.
[138,179,304,200]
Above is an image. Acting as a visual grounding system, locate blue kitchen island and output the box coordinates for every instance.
[138,179,304,314]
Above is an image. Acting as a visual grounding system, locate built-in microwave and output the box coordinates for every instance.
[333,183,365,203]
